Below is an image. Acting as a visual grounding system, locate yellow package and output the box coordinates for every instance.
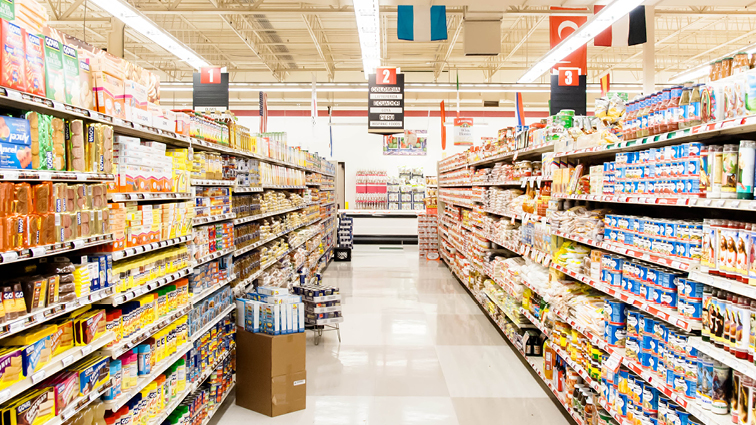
[50,318,74,356]
[0,347,24,389]
[3,388,56,425]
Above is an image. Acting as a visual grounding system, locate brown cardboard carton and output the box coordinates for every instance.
[235,328,306,417]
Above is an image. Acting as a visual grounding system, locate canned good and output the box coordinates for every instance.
[628,310,642,337]
[626,337,641,362]
[642,383,659,414]
[605,323,627,347]
[605,300,628,325]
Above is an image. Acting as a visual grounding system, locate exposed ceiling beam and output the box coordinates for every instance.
[221,14,289,81]
[433,15,463,81]
[485,16,545,82]
[60,0,85,19]
[661,26,756,73]
[302,14,335,81]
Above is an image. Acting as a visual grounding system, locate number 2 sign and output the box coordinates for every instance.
[376,67,397,85]
[558,68,580,86]
[200,67,222,84]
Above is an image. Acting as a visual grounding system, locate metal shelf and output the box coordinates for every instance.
[232,186,263,193]
[191,179,235,187]
[0,170,114,182]
[95,267,193,306]
[194,246,235,267]
[108,192,192,202]
[233,204,307,225]
[190,274,236,305]
[193,212,236,226]
[109,235,191,261]
[98,305,191,358]
[0,234,113,264]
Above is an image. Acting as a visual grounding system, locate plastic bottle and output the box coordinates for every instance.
[689,84,703,127]
[640,97,649,137]
[750,299,756,363]
[176,358,187,393]
[659,88,672,133]
[667,86,682,131]
[679,84,692,129]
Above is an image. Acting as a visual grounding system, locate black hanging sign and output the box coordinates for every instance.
[368,68,404,135]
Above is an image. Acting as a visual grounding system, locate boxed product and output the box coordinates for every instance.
[1,387,56,425]
[43,36,65,102]
[0,116,32,169]
[0,324,56,376]
[61,44,80,107]
[236,329,306,417]
[24,32,45,97]
[68,355,109,396]
[77,49,94,110]
[0,19,26,93]
[124,80,150,125]
[93,71,124,118]
[0,347,24,389]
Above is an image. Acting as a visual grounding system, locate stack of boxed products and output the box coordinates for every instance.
[293,283,342,325]
[112,136,190,193]
[417,213,438,258]
[235,286,305,335]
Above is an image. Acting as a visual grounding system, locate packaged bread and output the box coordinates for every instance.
[20,275,47,314]
[65,185,75,212]
[73,184,88,210]
[41,256,75,274]
[0,347,23,388]
[46,274,59,306]
[33,182,52,214]
[0,182,13,215]
[84,123,94,172]
[55,212,73,243]
[77,210,91,237]
[65,119,85,172]
[51,117,65,171]
[90,184,106,209]
[2,387,56,425]
[13,182,32,215]
[52,183,66,212]
[8,214,28,250]
[40,213,54,245]
[102,125,113,174]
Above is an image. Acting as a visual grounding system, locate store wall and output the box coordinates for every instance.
[237,115,521,207]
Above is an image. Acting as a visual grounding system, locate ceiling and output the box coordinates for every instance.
[40,0,756,110]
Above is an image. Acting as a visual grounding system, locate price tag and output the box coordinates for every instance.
[0,251,18,262]
[676,198,687,206]
[31,370,46,383]
[72,239,84,249]
[717,200,726,207]
[731,200,741,208]
[89,391,99,401]
[2,170,19,180]
[30,247,46,257]
[81,345,93,355]
[605,352,624,374]
[0,388,10,403]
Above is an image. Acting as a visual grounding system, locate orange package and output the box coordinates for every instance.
[13,182,32,215]
[33,182,52,214]
[0,182,12,215]
[7,214,27,249]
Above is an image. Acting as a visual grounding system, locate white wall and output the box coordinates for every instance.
[237,115,521,206]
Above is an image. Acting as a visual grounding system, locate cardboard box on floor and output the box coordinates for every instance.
[236,327,307,417]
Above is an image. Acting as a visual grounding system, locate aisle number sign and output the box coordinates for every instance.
[193,67,229,112]
[558,68,579,86]
[368,67,404,135]
[200,67,222,84]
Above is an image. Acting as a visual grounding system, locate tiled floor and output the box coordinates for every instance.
[213,246,571,425]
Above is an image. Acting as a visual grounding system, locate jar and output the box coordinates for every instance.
[721,144,739,199]
[738,140,756,200]
[710,61,720,81]
[721,57,734,78]
[679,85,692,129]
[707,145,723,198]
[688,84,702,127]
[734,52,750,74]
[532,161,542,176]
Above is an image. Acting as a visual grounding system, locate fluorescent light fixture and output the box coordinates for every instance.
[88,0,210,69]
[352,0,381,78]
[669,65,710,84]
[517,0,643,83]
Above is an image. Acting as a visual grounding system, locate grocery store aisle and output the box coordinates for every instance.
[213,246,569,425]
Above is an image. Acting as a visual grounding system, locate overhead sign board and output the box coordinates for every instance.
[368,68,404,134]
[193,70,229,112]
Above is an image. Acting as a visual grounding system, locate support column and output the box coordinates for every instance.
[642,5,655,95]
[108,18,125,58]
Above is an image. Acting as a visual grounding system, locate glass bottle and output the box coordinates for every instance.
[679,84,692,129]
[659,88,671,133]
[738,140,756,200]
[707,145,724,198]
[722,144,739,199]
[688,84,702,127]
[667,86,682,131]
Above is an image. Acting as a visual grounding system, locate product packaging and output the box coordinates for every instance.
[43,35,65,102]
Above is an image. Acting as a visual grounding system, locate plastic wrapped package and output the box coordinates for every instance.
[65,119,85,171]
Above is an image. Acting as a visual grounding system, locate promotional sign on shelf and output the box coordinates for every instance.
[193,69,229,112]
[453,117,473,146]
[368,67,405,134]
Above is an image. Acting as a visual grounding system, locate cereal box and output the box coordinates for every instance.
[43,35,65,102]
[78,51,93,109]
[0,19,25,92]
[0,0,14,22]
[23,31,44,97]
[61,43,80,107]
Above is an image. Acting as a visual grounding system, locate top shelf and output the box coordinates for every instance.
[438,142,555,173]
[554,115,756,161]
[0,87,334,177]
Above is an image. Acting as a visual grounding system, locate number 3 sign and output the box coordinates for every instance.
[558,68,580,86]
[376,67,397,85]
